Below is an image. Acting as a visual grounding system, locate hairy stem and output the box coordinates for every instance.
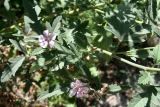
[95,47,160,72]
[116,47,155,55]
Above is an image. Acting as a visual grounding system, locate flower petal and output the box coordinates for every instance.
[43,30,49,37]
[69,89,77,97]
[39,40,48,48]
[76,87,89,98]
[49,40,55,48]
[39,35,45,42]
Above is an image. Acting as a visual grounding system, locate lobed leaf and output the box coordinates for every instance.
[138,71,151,85]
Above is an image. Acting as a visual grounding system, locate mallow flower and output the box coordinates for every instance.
[69,79,89,98]
[39,30,57,48]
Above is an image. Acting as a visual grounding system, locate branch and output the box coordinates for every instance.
[116,47,155,55]
[95,47,160,72]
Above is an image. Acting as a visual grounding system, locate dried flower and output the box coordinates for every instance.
[69,80,89,98]
[39,30,57,48]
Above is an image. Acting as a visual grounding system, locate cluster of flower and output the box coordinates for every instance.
[38,30,89,98]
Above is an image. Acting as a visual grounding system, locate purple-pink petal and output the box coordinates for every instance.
[48,40,55,48]
[69,88,77,97]
[39,40,48,48]
[69,80,89,98]
[39,35,44,42]
[76,87,89,98]
[38,30,57,48]
[43,30,49,37]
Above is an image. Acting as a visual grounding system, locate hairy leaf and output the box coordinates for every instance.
[109,84,121,92]
[31,47,45,55]
[138,71,151,85]
[129,95,148,107]
[52,16,62,33]
[37,89,64,100]
[4,0,10,10]
[1,56,25,82]
[153,44,160,64]
[9,39,27,54]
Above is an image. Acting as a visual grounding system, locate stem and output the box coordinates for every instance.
[94,9,105,14]
[116,47,155,55]
[95,47,160,72]
[94,3,105,7]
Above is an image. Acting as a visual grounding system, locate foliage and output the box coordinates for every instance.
[1,0,160,106]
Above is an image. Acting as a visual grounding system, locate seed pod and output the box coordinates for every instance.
[147,36,160,46]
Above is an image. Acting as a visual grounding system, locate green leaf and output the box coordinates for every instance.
[93,34,112,51]
[31,47,45,56]
[128,95,148,107]
[34,5,41,16]
[150,93,160,107]
[153,44,160,64]
[66,104,75,107]
[138,71,151,85]
[74,33,88,48]
[24,36,38,42]
[38,57,45,67]
[63,29,74,44]
[69,43,82,57]
[9,39,27,54]
[10,56,25,76]
[134,29,150,35]
[37,89,64,100]
[109,84,121,92]
[105,24,121,40]
[1,56,25,82]
[51,62,64,71]
[148,0,157,20]
[4,0,10,10]
[106,15,130,41]
[1,65,12,82]
[24,15,34,34]
[45,21,52,32]
[54,42,73,55]
[152,25,160,36]
[22,0,42,34]
[77,62,92,80]
[90,67,98,77]
[52,16,62,33]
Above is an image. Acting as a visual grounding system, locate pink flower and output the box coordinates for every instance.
[69,80,89,98]
[39,30,57,48]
